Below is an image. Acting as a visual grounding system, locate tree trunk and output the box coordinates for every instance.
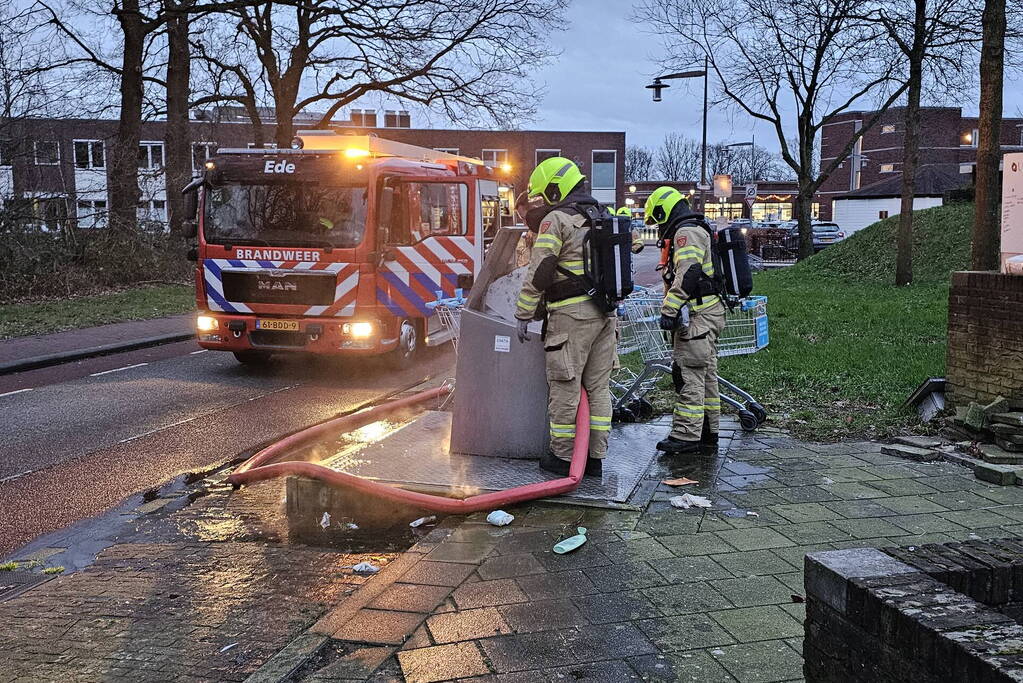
[896,0,927,287]
[108,1,146,233]
[971,0,1006,271]
[164,5,191,235]
[796,187,814,259]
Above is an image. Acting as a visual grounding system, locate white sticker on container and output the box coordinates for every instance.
[494,335,511,352]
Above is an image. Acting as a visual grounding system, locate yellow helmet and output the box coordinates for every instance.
[528,157,585,204]
[644,186,687,225]
[615,206,631,216]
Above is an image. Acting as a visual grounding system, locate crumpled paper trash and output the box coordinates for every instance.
[486,510,515,526]
[670,493,712,510]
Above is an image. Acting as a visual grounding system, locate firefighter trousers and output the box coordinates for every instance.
[543,309,616,462]
[670,303,727,441]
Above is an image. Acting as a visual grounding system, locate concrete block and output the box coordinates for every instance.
[978,443,1023,465]
[996,438,1023,453]
[805,548,919,613]
[993,412,1023,427]
[881,444,939,462]
[983,396,1011,416]
[974,462,1021,486]
[965,403,988,430]
[894,436,943,450]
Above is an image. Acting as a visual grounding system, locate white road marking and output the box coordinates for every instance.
[0,388,33,398]
[0,469,35,483]
[90,362,149,377]
[190,349,208,355]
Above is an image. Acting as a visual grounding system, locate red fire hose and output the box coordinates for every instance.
[228,386,590,513]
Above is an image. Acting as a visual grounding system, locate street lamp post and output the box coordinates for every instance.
[646,57,709,212]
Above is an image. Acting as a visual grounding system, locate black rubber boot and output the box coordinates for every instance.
[655,436,702,455]
[584,458,603,478]
[539,451,571,476]
[700,415,718,446]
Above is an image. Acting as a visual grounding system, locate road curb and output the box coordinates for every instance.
[0,331,195,376]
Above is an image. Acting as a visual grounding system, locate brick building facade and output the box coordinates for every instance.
[0,112,624,231]
[819,106,1023,219]
[623,179,807,223]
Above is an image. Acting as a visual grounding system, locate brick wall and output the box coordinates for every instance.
[804,544,1023,683]
[947,271,1023,406]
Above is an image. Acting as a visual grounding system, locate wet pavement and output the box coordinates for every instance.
[4,415,1023,681]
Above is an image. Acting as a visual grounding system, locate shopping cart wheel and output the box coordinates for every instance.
[738,410,759,432]
[629,398,655,420]
[749,402,768,424]
[614,407,636,423]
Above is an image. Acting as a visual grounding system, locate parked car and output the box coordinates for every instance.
[782,222,846,253]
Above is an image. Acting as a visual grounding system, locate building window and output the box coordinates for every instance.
[351,109,377,127]
[962,129,979,147]
[74,140,105,169]
[76,199,107,229]
[751,202,793,222]
[881,124,896,134]
[138,142,164,169]
[383,110,410,128]
[138,199,167,228]
[482,149,509,168]
[591,150,616,190]
[435,148,459,156]
[535,149,561,165]
[880,163,895,173]
[192,142,217,170]
[34,140,60,165]
[879,210,889,219]
[0,140,12,167]
[704,202,744,220]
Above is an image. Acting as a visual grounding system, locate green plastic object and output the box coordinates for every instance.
[553,527,588,554]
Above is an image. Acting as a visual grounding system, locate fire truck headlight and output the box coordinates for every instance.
[343,321,374,338]
[197,315,219,332]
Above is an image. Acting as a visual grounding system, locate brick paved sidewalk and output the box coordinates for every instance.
[4,424,1023,682]
[277,428,1023,682]
[0,314,193,367]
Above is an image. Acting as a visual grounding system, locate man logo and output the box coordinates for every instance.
[257,280,298,292]
[264,159,296,174]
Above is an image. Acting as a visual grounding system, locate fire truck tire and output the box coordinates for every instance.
[384,319,419,370]
[233,350,273,366]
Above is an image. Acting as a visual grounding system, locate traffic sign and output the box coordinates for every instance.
[745,184,757,207]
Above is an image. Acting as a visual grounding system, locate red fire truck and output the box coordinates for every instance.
[185,132,505,367]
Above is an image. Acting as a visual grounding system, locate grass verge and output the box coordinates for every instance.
[0,284,194,339]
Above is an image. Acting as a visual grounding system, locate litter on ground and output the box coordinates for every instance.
[486,510,515,526]
[319,512,331,529]
[352,562,380,574]
[553,527,587,554]
[409,516,437,528]
[662,477,699,487]
[669,494,713,510]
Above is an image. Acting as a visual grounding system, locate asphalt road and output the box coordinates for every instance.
[0,340,454,555]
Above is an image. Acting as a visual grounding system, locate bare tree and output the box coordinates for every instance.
[193,0,568,148]
[654,132,702,180]
[625,145,655,183]
[636,0,910,259]
[861,0,978,285]
[972,0,1007,270]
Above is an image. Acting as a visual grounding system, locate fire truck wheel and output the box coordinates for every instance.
[233,350,273,366]
[385,319,418,370]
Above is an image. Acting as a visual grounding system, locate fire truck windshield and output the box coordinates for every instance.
[204,183,368,249]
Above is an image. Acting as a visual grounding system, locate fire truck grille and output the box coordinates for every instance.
[221,271,336,306]
[249,330,308,348]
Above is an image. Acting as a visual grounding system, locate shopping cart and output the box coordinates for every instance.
[612,292,770,431]
[425,290,467,352]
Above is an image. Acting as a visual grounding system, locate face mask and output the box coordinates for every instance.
[524,205,548,233]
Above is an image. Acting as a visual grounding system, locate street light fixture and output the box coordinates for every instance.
[646,58,710,210]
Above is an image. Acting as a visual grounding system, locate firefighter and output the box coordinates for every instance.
[645,186,726,454]
[514,157,615,478]
[615,206,645,254]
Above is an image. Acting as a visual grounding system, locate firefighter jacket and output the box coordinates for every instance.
[661,219,720,318]
[515,202,604,321]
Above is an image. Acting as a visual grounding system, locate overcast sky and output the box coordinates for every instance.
[529,0,1023,152]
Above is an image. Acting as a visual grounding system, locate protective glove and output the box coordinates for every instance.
[516,319,530,343]
[659,314,677,331]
